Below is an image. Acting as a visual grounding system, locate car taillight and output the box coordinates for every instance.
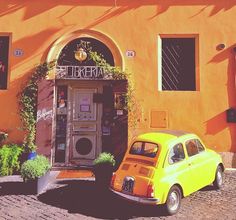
[147,184,155,198]
[110,173,116,187]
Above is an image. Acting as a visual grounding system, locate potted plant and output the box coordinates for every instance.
[20,155,51,194]
[93,152,116,190]
[0,144,23,176]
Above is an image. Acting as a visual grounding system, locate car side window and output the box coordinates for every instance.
[169,143,185,164]
[195,139,205,152]
[186,140,199,157]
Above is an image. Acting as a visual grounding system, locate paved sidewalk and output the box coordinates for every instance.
[0,170,236,220]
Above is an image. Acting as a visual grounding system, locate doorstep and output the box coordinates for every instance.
[51,164,93,170]
[56,169,95,180]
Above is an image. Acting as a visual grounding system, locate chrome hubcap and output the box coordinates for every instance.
[168,191,179,211]
[217,170,223,186]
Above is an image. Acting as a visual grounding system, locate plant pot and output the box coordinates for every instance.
[24,171,51,195]
[27,151,37,160]
[93,163,114,190]
[19,152,37,166]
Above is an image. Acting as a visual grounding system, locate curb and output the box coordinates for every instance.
[225,168,236,171]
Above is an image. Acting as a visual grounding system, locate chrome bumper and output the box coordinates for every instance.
[110,188,159,205]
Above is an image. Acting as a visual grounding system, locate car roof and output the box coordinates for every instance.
[136,130,195,146]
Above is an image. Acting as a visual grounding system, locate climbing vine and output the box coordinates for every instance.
[18,46,139,153]
[19,61,55,153]
[89,51,140,128]
[88,51,127,80]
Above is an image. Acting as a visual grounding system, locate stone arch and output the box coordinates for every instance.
[46,29,124,79]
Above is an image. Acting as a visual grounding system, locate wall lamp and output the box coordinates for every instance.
[216,43,226,51]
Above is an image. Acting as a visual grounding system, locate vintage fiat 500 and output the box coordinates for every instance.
[110,130,224,215]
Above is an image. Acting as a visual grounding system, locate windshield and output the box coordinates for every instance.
[129,141,159,158]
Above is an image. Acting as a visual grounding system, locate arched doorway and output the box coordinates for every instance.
[52,36,128,167]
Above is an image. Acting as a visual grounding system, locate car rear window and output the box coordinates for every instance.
[129,141,159,158]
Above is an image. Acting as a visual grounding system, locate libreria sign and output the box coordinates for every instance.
[56,65,113,80]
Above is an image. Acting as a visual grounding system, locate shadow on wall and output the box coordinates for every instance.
[0,68,35,143]
[0,27,59,143]
[205,111,227,136]
[11,28,61,69]
[0,0,235,21]
[149,0,235,18]
[206,45,236,161]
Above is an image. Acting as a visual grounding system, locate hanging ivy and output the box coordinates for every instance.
[18,61,55,153]
[18,46,139,154]
[88,51,140,128]
[88,51,127,80]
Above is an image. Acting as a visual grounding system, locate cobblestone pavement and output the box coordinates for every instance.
[0,170,236,220]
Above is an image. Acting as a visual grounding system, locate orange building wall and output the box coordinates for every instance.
[0,1,236,164]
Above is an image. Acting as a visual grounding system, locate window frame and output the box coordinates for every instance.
[157,34,199,92]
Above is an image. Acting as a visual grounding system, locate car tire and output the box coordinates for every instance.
[164,185,182,215]
[213,165,223,190]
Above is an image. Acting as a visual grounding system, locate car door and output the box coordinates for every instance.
[193,139,216,185]
[164,143,193,196]
[185,138,214,191]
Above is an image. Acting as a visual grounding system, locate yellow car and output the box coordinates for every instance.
[110,130,224,215]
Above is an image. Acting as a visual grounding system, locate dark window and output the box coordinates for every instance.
[169,143,185,164]
[129,141,158,158]
[186,139,199,157]
[0,36,10,90]
[194,139,205,152]
[161,38,196,91]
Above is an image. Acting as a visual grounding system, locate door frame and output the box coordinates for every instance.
[53,80,111,167]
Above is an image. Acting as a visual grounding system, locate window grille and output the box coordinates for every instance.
[161,38,196,91]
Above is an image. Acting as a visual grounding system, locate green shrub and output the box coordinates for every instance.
[0,144,23,176]
[21,155,51,181]
[93,152,115,166]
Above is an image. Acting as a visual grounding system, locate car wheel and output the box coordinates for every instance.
[164,185,182,215]
[213,165,223,189]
